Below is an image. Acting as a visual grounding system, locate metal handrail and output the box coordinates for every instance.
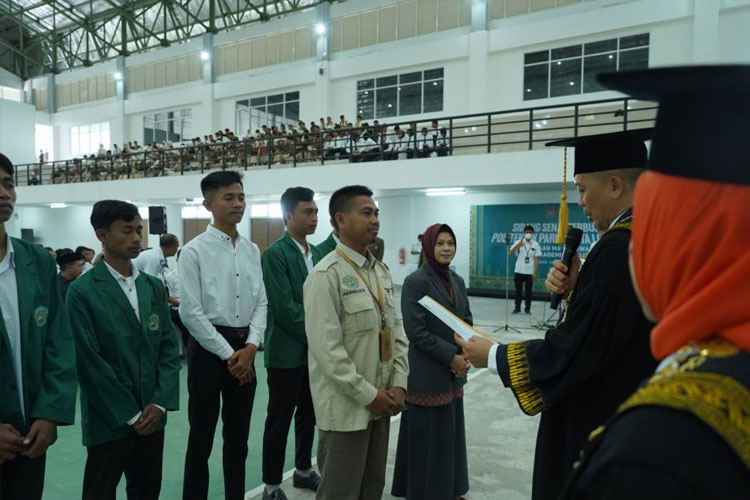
[15,96,656,187]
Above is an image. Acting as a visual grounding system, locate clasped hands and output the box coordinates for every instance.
[227,343,257,385]
[366,387,406,418]
[0,419,57,463]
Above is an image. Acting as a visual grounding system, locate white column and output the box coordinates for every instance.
[468,0,488,114]
[314,2,331,120]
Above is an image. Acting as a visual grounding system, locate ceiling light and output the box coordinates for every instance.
[201,51,210,61]
[315,23,326,35]
[114,72,122,81]
[49,202,67,209]
[425,188,465,197]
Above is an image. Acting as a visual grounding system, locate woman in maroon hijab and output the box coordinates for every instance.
[391,223,472,500]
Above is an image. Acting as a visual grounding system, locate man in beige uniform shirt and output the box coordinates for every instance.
[304,185,409,500]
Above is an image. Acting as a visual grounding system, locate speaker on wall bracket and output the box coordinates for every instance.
[149,206,167,234]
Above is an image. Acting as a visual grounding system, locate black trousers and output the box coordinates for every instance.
[82,429,165,500]
[183,337,257,500]
[514,272,533,312]
[261,366,316,485]
[0,454,46,500]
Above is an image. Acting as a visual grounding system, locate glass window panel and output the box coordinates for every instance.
[102,129,110,149]
[102,122,110,131]
[399,72,421,84]
[376,87,397,118]
[285,91,299,100]
[154,127,167,143]
[357,90,374,119]
[524,50,549,65]
[584,39,617,55]
[618,47,648,71]
[182,122,192,140]
[357,79,374,90]
[620,33,649,50]
[376,76,398,87]
[251,97,266,108]
[236,99,249,107]
[551,45,582,60]
[143,127,153,146]
[267,103,284,120]
[285,101,300,122]
[424,68,444,80]
[423,80,443,113]
[267,93,284,104]
[583,53,617,93]
[398,83,421,115]
[523,63,549,100]
[550,58,582,97]
[155,113,167,122]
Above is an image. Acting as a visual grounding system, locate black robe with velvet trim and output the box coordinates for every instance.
[495,216,657,500]
[558,350,750,500]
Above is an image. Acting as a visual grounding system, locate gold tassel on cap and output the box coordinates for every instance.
[555,147,569,244]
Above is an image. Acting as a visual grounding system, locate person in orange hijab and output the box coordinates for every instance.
[560,65,750,499]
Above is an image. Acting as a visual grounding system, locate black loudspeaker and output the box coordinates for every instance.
[149,206,167,234]
[21,228,34,241]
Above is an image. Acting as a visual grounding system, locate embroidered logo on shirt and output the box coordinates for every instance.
[148,313,160,331]
[342,275,360,290]
[34,306,49,327]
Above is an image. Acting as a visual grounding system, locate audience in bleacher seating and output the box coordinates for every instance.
[27,115,452,186]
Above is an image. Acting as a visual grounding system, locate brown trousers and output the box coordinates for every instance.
[316,417,390,500]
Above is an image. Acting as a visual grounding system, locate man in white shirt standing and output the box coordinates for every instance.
[133,233,180,283]
[179,170,268,500]
[509,225,542,314]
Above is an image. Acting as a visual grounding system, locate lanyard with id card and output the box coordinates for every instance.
[336,248,393,362]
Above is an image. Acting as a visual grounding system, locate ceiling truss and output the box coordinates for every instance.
[0,0,322,79]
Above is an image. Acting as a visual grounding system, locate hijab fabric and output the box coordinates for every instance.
[631,171,750,360]
[422,223,456,296]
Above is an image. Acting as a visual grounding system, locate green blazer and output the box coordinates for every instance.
[315,233,337,258]
[67,259,181,447]
[262,233,323,369]
[0,238,77,435]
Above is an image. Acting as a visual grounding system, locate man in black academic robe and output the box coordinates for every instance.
[557,65,750,500]
[457,130,657,500]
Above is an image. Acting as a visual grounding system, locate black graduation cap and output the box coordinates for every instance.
[545,128,651,176]
[57,251,83,266]
[597,65,750,185]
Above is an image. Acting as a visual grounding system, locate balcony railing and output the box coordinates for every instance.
[15,97,656,187]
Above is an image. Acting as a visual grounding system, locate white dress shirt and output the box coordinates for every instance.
[133,246,167,283]
[103,260,141,321]
[290,234,314,273]
[179,224,268,360]
[0,234,23,418]
[164,268,180,308]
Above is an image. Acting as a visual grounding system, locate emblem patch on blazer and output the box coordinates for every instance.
[342,275,359,290]
[34,306,49,327]
[148,313,160,331]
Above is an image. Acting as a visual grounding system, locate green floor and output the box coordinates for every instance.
[43,356,313,499]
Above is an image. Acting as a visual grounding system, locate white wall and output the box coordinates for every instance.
[0,100,36,164]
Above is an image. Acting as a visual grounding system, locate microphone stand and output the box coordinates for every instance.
[495,235,522,334]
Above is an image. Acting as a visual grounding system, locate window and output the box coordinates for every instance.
[356,68,444,120]
[0,86,21,102]
[523,34,649,100]
[235,91,300,134]
[250,203,282,218]
[71,122,110,157]
[143,109,192,145]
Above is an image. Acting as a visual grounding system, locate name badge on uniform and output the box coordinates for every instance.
[380,327,393,362]
[525,257,530,264]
